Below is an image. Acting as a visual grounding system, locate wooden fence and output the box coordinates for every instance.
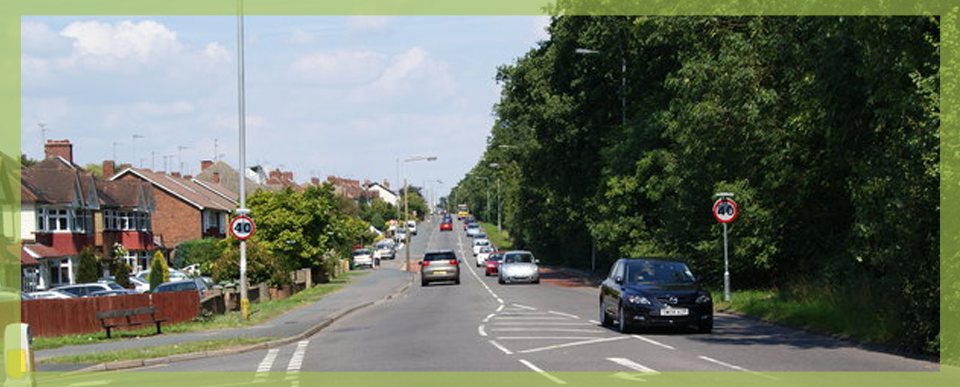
[21,291,199,337]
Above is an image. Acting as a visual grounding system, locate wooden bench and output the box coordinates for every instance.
[96,306,168,338]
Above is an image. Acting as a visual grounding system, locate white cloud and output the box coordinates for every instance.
[21,21,72,57]
[347,16,394,33]
[290,50,388,85]
[290,29,316,45]
[348,47,455,102]
[60,20,184,70]
[203,42,230,63]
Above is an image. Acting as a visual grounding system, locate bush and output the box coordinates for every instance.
[148,251,169,290]
[113,261,131,288]
[212,240,291,286]
[173,238,224,274]
[76,247,100,284]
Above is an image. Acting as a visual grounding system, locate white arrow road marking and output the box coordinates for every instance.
[631,335,676,350]
[607,357,659,373]
[516,336,630,354]
[489,340,513,355]
[698,356,779,380]
[519,359,567,385]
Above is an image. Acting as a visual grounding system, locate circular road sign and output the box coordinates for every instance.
[713,198,739,223]
[230,215,256,240]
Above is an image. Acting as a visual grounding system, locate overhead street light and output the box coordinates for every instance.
[402,155,437,272]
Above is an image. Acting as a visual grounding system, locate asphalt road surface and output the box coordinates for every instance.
[133,216,938,377]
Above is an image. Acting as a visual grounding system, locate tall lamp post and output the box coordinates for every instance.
[402,155,437,271]
[236,0,250,321]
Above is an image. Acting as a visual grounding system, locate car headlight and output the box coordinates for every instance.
[696,294,712,304]
[627,295,652,305]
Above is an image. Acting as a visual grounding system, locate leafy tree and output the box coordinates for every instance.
[76,247,100,284]
[212,239,290,286]
[20,154,37,167]
[173,238,223,274]
[83,163,103,178]
[113,261,131,288]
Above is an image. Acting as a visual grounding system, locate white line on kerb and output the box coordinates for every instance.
[607,357,659,373]
[547,311,580,319]
[518,359,567,385]
[489,340,513,355]
[478,325,488,337]
[631,335,676,350]
[517,336,630,354]
[255,348,279,373]
[286,340,310,373]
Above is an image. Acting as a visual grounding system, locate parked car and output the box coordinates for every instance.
[407,220,418,236]
[472,238,492,256]
[54,282,124,298]
[476,246,495,267]
[599,258,713,333]
[466,224,481,237]
[99,276,149,293]
[395,228,407,244]
[485,251,505,276]
[352,248,375,269]
[89,289,139,297]
[475,232,488,240]
[153,278,208,299]
[420,250,461,286]
[135,268,189,283]
[498,250,540,284]
[26,290,74,299]
[374,241,396,260]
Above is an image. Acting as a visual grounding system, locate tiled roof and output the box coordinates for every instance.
[21,159,98,207]
[111,168,236,212]
[22,243,74,259]
[96,179,156,210]
[20,246,39,265]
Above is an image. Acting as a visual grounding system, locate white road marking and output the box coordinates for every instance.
[286,340,309,373]
[483,313,496,323]
[478,325,488,337]
[631,335,676,350]
[588,320,601,325]
[512,303,537,310]
[518,359,567,385]
[458,232,503,304]
[496,304,505,312]
[490,328,607,333]
[697,355,778,380]
[489,340,513,355]
[607,357,659,373]
[493,317,571,320]
[517,336,629,354]
[492,322,595,326]
[497,336,609,340]
[255,348,279,373]
[548,311,580,319]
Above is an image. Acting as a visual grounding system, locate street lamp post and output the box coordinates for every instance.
[236,0,250,321]
[402,155,437,271]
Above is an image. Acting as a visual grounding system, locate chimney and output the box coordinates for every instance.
[270,170,281,180]
[201,160,214,171]
[311,177,320,186]
[102,160,116,178]
[383,179,389,189]
[44,139,73,163]
[282,172,293,181]
[118,163,132,171]
[184,175,192,180]
[171,172,181,178]
[212,172,220,184]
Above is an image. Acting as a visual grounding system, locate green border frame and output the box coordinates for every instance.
[3,0,957,385]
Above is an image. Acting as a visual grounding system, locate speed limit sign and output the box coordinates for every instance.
[230,215,256,240]
[713,198,739,223]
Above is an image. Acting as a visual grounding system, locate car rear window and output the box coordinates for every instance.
[158,282,197,292]
[424,253,457,261]
[504,253,535,263]
[352,249,371,256]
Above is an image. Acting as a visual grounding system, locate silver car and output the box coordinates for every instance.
[498,250,541,284]
[420,250,461,286]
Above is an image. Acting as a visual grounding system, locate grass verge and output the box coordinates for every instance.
[479,222,513,251]
[42,337,275,364]
[715,289,896,348]
[34,272,363,351]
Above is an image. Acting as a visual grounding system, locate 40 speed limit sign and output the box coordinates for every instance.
[230,215,256,240]
[712,198,739,223]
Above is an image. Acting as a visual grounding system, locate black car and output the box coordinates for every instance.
[599,258,713,333]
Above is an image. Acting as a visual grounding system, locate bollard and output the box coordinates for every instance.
[4,323,35,387]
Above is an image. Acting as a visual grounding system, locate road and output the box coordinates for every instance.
[136,215,937,377]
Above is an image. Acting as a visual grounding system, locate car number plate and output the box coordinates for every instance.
[661,308,689,316]
[433,271,446,275]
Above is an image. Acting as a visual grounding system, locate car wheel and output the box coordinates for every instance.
[498,277,505,284]
[698,318,714,334]
[599,300,613,327]
[455,277,461,285]
[532,279,540,284]
[618,305,632,333]
[421,279,428,287]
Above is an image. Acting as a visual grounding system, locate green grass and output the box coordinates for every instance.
[33,272,363,351]
[42,337,275,364]
[479,222,513,251]
[715,288,897,348]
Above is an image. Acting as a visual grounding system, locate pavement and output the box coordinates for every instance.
[34,218,436,372]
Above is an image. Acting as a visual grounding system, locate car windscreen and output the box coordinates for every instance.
[625,260,696,284]
[504,253,534,264]
[488,254,504,262]
[423,253,457,261]
[108,283,124,290]
[468,224,479,229]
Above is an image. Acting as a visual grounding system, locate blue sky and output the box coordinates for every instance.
[21,16,550,198]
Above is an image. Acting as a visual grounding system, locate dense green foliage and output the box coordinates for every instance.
[113,261,131,288]
[76,247,100,284]
[358,198,399,230]
[451,16,939,354]
[173,238,223,274]
[148,251,167,290]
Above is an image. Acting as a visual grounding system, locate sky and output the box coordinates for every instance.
[20,16,551,200]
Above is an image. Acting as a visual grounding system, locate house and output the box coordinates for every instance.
[364,181,399,207]
[194,160,267,197]
[19,140,160,290]
[110,166,237,249]
[265,169,300,190]
[326,176,365,200]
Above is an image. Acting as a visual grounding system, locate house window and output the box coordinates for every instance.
[48,258,73,286]
[203,210,224,234]
[123,250,152,272]
[70,209,89,233]
[37,207,80,233]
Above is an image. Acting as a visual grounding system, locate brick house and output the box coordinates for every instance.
[96,162,157,273]
[194,160,267,197]
[110,167,237,250]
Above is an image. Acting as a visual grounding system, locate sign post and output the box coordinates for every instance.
[230,213,255,320]
[713,193,738,302]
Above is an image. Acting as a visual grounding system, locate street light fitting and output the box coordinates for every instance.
[575,48,601,54]
[404,155,438,163]
[489,163,501,168]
